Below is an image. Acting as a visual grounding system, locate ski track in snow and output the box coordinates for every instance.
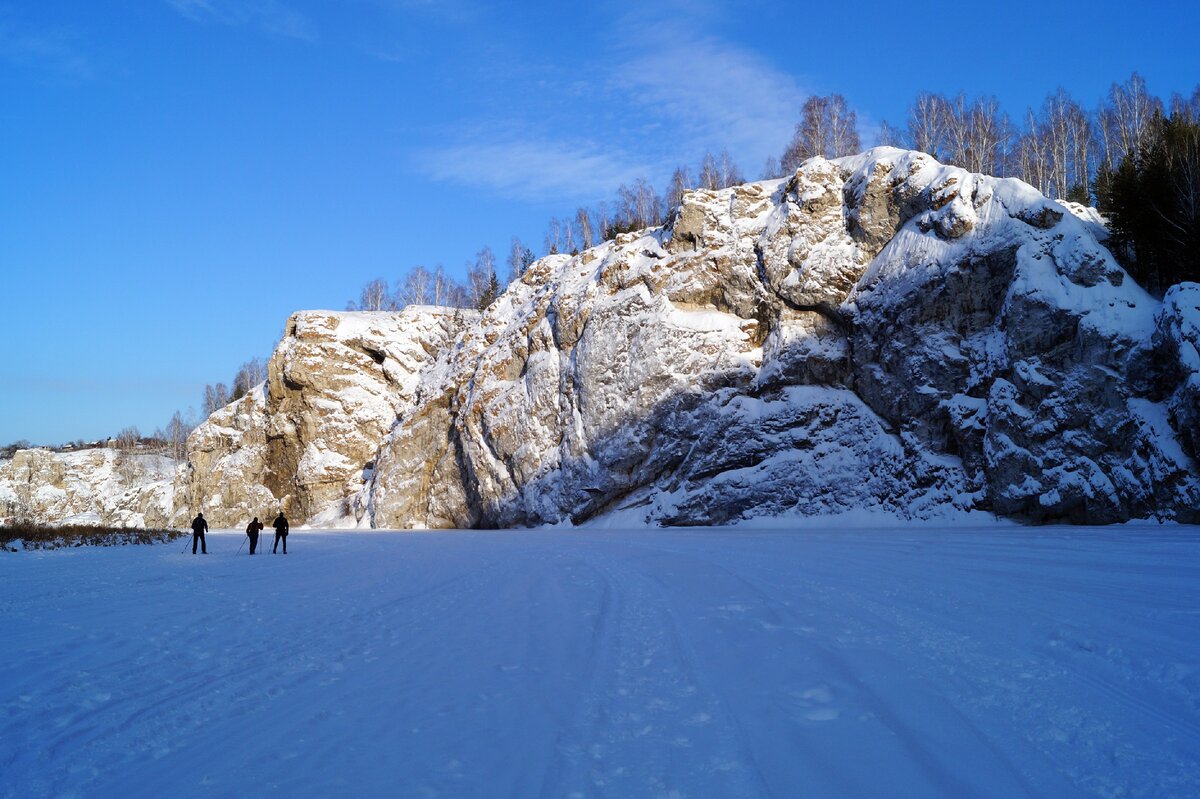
[1,526,1198,798]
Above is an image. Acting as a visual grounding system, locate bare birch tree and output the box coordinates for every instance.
[874,120,904,148]
[575,208,595,250]
[965,96,1008,175]
[400,265,432,306]
[1103,72,1162,165]
[115,426,140,450]
[544,217,563,254]
[760,154,782,179]
[1169,86,1200,122]
[717,148,744,188]
[507,237,528,282]
[351,278,393,311]
[594,201,610,241]
[782,94,860,170]
[467,246,496,308]
[165,410,190,460]
[232,356,266,400]
[698,152,720,190]
[665,166,691,213]
[827,95,861,158]
[431,264,452,305]
[1016,107,1051,195]
[907,92,950,158]
[202,383,230,417]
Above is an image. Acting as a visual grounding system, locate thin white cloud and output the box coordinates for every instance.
[416,136,652,202]
[0,15,94,80]
[164,0,318,42]
[611,24,807,172]
[416,13,810,201]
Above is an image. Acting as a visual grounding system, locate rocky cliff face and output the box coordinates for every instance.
[8,149,1198,529]
[0,448,175,527]
[368,148,1198,527]
[174,305,475,527]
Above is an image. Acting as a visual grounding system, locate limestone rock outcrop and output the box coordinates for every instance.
[367,148,1198,527]
[8,149,1198,529]
[0,448,176,527]
[174,306,475,527]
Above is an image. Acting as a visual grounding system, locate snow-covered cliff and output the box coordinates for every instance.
[173,305,476,527]
[0,448,175,527]
[6,149,1198,528]
[366,148,1198,527]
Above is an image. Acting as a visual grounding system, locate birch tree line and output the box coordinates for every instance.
[539,147,745,257]
[866,73,1199,290]
[344,148,748,315]
[767,75,1199,290]
[72,74,1197,455]
[347,72,1198,318]
[868,73,1197,205]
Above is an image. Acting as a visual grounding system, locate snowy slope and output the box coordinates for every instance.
[1,525,1198,798]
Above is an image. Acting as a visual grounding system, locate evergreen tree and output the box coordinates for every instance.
[478,271,501,310]
[1100,112,1200,293]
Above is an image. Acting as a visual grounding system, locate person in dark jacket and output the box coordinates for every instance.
[245,516,264,554]
[272,511,289,554]
[191,512,208,554]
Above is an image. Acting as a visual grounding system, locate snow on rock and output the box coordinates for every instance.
[174,306,476,527]
[1057,198,1110,241]
[0,448,176,527]
[1141,282,1200,468]
[369,148,1198,527]
[172,383,274,527]
[841,150,1191,522]
[9,150,1197,528]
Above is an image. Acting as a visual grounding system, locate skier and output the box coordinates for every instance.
[191,512,208,555]
[271,511,289,554]
[245,516,264,555]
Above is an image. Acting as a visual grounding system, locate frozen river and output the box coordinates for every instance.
[2,524,1198,798]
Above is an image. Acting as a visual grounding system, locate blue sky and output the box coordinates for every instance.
[1,0,1197,445]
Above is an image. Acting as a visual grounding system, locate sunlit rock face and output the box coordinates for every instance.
[10,149,1197,529]
[175,306,475,527]
[368,149,1198,527]
[0,448,176,528]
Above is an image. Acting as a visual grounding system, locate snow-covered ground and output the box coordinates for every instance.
[2,525,1198,798]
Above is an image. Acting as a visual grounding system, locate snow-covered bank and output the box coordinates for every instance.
[2,526,1198,798]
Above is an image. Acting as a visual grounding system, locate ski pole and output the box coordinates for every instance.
[180,532,190,554]
[237,535,247,556]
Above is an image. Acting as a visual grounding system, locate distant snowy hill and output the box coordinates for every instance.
[3,148,1197,528]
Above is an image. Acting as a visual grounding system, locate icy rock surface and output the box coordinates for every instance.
[0,448,176,528]
[370,148,1197,527]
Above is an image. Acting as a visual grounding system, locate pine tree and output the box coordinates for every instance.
[478,271,501,310]
[1100,112,1200,293]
